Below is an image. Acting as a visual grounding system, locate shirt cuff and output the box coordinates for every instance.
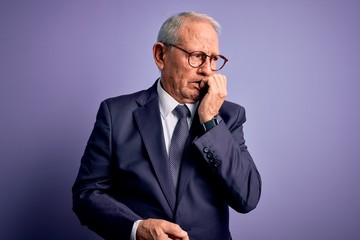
[130,220,142,240]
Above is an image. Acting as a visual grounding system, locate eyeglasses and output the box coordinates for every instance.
[167,44,228,71]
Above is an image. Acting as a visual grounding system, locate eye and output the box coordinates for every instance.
[192,52,204,59]
[211,56,219,61]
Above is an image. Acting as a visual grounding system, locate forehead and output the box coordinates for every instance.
[178,20,219,53]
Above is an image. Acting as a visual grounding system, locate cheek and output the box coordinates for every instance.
[164,60,197,89]
[172,68,190,86]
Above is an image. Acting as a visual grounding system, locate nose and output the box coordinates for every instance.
[197,57,213,76]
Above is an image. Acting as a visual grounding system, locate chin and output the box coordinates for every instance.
[188,94,201,103]
[180,89,201,103]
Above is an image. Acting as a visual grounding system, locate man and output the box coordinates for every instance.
[72,11,261,240]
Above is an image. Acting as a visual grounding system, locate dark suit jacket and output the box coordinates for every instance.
[72,80,261,240]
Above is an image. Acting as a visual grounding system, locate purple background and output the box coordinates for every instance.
[1,1,360,239]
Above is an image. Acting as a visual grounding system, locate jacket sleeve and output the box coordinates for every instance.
[72,101,140,240]
[193,104,262,213]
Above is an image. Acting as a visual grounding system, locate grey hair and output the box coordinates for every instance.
[157,11,222,45]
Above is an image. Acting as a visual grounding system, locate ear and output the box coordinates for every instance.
[153,42,167,70]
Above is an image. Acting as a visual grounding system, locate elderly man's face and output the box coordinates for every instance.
[160,21,219,103]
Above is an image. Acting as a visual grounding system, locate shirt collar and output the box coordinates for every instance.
[157,80,198,119]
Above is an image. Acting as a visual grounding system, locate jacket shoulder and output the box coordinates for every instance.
[102,81,158,110]
[220,100,247,126]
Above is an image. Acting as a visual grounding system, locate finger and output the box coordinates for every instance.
[213,73,226,86]
[180,235,190,240]
[211,74,227,96]
[162,223,188,239]
[207,74,225,89]
[199,77,208,89]
[137,219,172,240]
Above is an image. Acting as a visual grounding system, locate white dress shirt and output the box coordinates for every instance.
[130,80,197,239]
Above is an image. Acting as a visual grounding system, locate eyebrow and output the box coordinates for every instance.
[178,44,220,56]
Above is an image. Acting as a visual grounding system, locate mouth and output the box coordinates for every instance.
[189,79,203,88]
[191,83,202,93]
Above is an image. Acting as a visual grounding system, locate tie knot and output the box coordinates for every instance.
[174,104,190,118]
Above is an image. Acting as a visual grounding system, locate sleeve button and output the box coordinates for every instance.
[203,147,210,153]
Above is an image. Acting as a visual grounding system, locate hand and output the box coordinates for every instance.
[198,74,227,123]
[137,218,189,240]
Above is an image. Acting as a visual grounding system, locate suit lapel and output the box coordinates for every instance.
[133,82,177,212]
